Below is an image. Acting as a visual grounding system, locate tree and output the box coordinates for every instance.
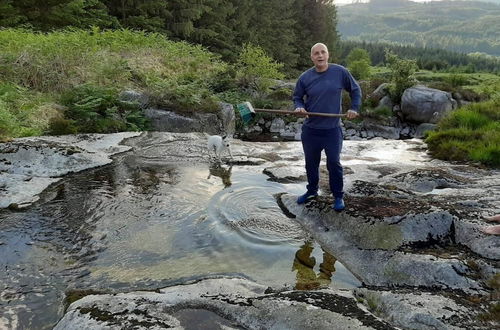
[385,49,418,102]
[346,48,371,80]
[0,0,117,30]
[103,0,168,31]
[293,0,339,71]
[0,0,24,27]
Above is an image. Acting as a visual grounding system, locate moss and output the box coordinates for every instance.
[478,302,500,323]
[356,223,403,250]
[63,289,106,312]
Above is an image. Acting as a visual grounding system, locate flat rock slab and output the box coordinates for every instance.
[0,132,141,208]
[279,194,481,291]
[55,277,395,330]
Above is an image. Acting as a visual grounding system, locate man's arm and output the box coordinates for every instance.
[293,77,306,113]
[343,69,362,119]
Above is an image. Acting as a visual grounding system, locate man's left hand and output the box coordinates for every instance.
[346,110,359,120]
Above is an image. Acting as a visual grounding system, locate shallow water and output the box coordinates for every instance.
[0,148,361,329]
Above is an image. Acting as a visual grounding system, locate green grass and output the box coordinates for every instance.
[425,97,500,167]
[0,28,227,138]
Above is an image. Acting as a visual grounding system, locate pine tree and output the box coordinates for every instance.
[103,0,168,32]
[293,0,339,71]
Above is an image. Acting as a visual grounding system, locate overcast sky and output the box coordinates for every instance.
[335,0,441,4]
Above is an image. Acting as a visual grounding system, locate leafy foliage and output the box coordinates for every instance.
[385,50,418,102]
[236,44,284,96]
[347,48,371,80]
[60,83,148,133]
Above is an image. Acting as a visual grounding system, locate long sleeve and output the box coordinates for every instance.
[293,78,306,109]
[343,70,362,111]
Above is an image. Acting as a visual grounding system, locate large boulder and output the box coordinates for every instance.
[401,85,457,124]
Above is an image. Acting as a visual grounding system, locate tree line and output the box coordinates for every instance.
[339,40,500,73]
[0,0,338,75]
[338,0,500,58]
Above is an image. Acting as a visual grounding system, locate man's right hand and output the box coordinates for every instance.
[295,107,308,118]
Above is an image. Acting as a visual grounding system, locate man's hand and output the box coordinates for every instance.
[295,107,308,118]
[346,109,359,120]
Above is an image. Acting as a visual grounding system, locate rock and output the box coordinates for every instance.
[401,85,457,124]
[354,289,476,330]
[362,120,400,140]
[279,194,482,291]
[118,90,149,109]
[270,118,286,133]
[454,220,500,260]
[375,95,393,111]
[414,123,437,139]
[263,165,306,183]
[144,109,222,134]
[369,83,390,103]
[0,133,140,208]
[55,277,394,330]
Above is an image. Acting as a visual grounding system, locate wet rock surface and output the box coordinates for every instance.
[1,132,498,329]
[55,277,393,330]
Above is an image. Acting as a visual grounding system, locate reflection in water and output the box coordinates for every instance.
[207,164,233,188]
[292,241,336,290]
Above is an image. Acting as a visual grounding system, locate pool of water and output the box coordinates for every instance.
[0,151,361,329]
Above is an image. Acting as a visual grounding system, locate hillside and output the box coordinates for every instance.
[337,0,500,57]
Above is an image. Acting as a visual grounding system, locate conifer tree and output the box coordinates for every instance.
[103,0,168,32]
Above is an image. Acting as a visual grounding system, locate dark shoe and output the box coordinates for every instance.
[332,197,345,212]
[297,191,318,204]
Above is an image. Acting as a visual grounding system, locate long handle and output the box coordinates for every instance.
[254,108,346,118]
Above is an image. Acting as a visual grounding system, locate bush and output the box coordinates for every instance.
[236,44,285,96]
[385,50,418,103]
[60,84,148,133]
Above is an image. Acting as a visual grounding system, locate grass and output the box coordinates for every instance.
[0,28,227,138]
[425,96,500,167]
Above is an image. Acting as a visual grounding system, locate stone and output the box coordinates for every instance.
[401,85,457,124]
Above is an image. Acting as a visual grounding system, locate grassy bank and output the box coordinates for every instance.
[0,28,227,139]
[425,96,500,168]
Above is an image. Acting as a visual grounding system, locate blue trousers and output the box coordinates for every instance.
[301,125,344,198]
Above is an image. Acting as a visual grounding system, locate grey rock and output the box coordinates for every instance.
[55,277,393,330]
[414,123,437,139]
[354,289,473,330]
[270,118,286,133]
[454,219,500,260]
[401,86,457,124]
[119,90,149,109]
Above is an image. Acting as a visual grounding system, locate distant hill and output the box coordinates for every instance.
[337,0,500,57]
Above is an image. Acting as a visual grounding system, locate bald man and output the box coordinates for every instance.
[293,43,361,211]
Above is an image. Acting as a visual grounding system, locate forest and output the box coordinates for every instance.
[1,0,499,75]
[338,0,500,57]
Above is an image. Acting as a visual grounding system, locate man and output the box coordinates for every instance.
[293,42,361,211]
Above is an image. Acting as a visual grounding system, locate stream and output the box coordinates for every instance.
[0,143,361,329]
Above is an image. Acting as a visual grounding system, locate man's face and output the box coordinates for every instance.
[311,45,329,71]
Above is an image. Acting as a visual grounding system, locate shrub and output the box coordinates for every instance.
[236,44,285,96]
[385,50,418,103]
[60,84,148,133]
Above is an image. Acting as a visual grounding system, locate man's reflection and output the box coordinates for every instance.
[292,241,336,290]
[207,164,233,188]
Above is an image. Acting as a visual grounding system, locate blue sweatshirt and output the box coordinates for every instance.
[293,64,362,129]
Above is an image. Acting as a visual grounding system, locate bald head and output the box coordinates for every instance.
[310,43,329,72]
[311,43,328,55]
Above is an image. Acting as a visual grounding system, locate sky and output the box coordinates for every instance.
[334,0,442,4]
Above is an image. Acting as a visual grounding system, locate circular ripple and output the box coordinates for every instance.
[207,184,307,245]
